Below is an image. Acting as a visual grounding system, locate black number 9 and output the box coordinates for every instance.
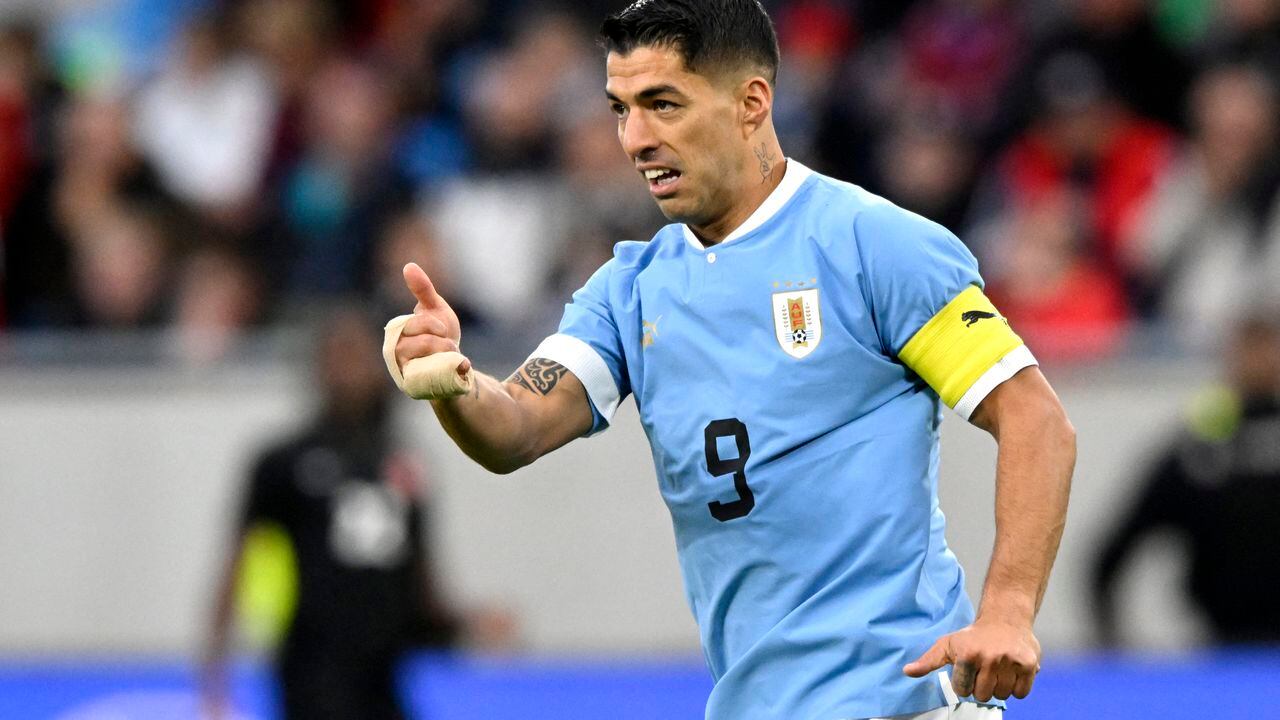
[704,418,754,522]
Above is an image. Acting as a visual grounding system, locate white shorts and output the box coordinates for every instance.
[866,671,1004,720]
[872,704,1001,720]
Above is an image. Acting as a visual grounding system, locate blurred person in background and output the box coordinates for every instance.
[203,305,514,720]
[233,0,338,183]
[544,105,666,305]
[0,22,36,327]
[769,0,857,163]
[169,243,265,363]
[367,0,482,101]
[132,10,278,227]
[894,0,1027,137]
[372,0,477,193]
[969,49,1175,322]
[876,116,979,235]
[3,92,173,327]
[371,209,485,330]
[1207,0,1280,75]
[1122,62,1280,349]
[1091,311,1280,647]
[0,23,35,228]
[556,104,666,246]
[461,9,595,172]
[428,11,600,331]
[258,58,413,306]
[67,200,174,328]
[427,172,572,331]
[0,0,1235,345]
[983,189,1129,362]
[810,0,1024,235]
[1001,0,1192,135]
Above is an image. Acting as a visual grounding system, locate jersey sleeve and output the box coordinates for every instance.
[854,203,1037,419]
[527,259,631,435]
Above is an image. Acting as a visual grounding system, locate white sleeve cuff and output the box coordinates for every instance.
[528,333,622,431]
[953,345,1038,420]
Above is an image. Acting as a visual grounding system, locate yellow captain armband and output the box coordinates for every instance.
[898,285,1037,419]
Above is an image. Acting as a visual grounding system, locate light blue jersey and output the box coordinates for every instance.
[531,161,1033,719]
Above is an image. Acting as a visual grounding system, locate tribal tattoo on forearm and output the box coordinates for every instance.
[507,359,569,396]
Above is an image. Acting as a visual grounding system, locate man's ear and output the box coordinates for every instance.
[740,76,773,138]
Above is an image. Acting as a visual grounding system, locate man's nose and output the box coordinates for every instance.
[620,110,659,160]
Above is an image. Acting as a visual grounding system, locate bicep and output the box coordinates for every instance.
[510,255,630,455]
[969,366,1071,442]
[853,205,1041,420]
[504,358,595,456]
[855,203,982,357]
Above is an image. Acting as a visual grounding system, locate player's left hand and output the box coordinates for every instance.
[902,617,1042,702]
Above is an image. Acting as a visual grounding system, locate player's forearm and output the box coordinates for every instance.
[203,543,242,668]
[431,371,544,474]
[978,395,1075,625]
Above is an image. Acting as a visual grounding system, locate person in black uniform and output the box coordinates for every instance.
[1091,310,1280,647]
[202,305,512,719]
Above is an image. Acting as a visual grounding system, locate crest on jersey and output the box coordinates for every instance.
[772,288,822,359]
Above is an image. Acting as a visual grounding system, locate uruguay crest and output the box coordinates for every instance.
[772,288,822,359]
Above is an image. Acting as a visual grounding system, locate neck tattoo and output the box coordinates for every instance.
[754,144,776,184]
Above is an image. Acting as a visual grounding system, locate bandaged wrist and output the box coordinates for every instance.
[382,314,474,400]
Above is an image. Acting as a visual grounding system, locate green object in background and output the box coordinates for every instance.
[1185,385,1242,443]
[1155,0,1215,48]
[55,29,125,94]
[235,523,298,648]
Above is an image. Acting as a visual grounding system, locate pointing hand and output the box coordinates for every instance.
[395,263,470,378]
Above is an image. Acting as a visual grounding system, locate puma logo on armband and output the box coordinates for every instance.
[961,310,997,327]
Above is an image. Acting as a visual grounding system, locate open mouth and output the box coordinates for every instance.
[643,168,682,195]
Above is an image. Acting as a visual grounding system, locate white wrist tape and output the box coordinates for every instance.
[382,314,474,400]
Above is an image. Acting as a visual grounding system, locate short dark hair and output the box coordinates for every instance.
[600,0,780,84]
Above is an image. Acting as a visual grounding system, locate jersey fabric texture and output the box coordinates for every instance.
[532,161,1034,719]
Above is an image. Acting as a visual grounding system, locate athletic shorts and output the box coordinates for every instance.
[866,671,1004,720]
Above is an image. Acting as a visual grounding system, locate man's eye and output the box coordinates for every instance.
[654,100,677,112]
[611,103,627,117]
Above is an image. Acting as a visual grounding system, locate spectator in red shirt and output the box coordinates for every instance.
[975,50,1178,276]
[984,189,1130,363]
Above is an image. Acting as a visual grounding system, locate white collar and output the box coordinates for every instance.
[682,158,813,252]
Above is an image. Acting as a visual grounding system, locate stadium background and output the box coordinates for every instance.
[1,0,1279,718]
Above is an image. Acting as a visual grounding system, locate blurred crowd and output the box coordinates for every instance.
[1,0,1279,363]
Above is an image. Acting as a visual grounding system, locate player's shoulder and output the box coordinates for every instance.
[571,228,683,302]
[806,172,953,240]
[605,224,686,271]
[783,171,962,279]
[610,237,657,267]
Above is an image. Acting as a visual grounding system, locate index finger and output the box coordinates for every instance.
[951,660,978,697]
[903,636,952,678]
[403,262,442,309]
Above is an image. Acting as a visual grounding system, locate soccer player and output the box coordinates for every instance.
[204,307,513,720]
[386,1,1075,717]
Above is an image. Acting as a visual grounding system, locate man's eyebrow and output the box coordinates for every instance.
[605,85,686,103]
